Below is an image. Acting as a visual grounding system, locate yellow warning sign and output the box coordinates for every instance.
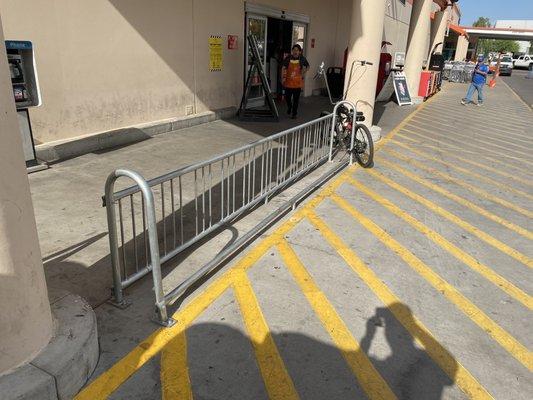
[209,35,223,71]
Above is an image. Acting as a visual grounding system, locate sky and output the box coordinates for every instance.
[459,0,533,26]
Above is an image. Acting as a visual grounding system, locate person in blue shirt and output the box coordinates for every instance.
[461,55,489,106]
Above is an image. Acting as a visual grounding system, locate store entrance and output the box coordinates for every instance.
[245,13,307,108]
[266,17,293,97]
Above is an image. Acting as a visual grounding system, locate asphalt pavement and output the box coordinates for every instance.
[501,68,533,109]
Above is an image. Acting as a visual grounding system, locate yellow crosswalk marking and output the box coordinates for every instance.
[413,114,533,148]
[390,140,533,202]
[74,170,350,400]
[384,148,533,219]
[233,271,299,400]
[346,176,533,310]
[161,331,193,400]
[422,107,533,133]
[277,241,397,400]
[373,159,533,251]
[305,211,494,399]
[399,127,532,176]
[394,134,533,188]
[417,108,533,131]
[407,122,533,167]
[331,194,533,371]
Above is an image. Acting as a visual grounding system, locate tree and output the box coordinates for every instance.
[478,39,520,55]
[473,17,491,27]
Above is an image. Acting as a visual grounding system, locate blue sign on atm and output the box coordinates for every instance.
[5,40,33,50]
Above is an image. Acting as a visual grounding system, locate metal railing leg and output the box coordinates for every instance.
[141,176,176,327]
[105,173,130,309]
[328,112,336,162]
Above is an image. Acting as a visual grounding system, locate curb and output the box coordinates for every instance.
[0,294,99,400]
[36,107,236,163]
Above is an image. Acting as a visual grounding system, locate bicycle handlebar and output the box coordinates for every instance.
[354,59,373,66]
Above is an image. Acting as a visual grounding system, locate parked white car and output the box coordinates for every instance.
[513,55,533,69]
[490,56,513,76]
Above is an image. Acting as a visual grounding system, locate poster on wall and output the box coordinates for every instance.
[209,35,223,71]
[392,72,412,106]
[227,35,238,50]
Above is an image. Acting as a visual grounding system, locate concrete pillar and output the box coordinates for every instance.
[0,15,53,375]
[430,9,449,55]
[344,0,387,127]
[403,0,433,97]
[454,35,469,61]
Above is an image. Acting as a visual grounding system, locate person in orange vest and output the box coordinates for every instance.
[282,44,309,119]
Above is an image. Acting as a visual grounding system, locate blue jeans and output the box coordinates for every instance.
[464,82,484,104]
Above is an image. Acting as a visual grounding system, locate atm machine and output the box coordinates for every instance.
[5,40,46,172]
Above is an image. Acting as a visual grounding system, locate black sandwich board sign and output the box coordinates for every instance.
[392,72,412,106]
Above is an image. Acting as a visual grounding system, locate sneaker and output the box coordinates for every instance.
[461,99,467,105]
[477,102,483,107]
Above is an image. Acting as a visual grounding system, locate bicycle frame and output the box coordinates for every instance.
[328,100,357,165]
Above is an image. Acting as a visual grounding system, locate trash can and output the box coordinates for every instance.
[326,67,344,99]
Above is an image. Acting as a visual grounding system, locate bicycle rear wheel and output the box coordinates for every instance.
[353,124,374,168]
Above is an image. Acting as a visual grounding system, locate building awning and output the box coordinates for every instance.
[449,24,468,38]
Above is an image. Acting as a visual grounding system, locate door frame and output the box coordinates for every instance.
[244,3,310,106]
[245,13,268,107]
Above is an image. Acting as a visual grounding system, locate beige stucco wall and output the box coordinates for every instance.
[0,0,341,145]
[383,0,412,58]
[335,0,412,67]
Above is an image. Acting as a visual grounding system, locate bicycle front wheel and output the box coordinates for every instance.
[353,124,374,168]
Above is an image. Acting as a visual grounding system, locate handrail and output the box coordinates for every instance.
[103,113,355,326]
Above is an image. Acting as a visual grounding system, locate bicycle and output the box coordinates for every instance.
[316,60,374,168]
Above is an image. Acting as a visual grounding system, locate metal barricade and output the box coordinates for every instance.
[462,64,475,83]
[442,61,453,80]
[103,102,356,325]
[447,62,475,84]
[449,62,465,83]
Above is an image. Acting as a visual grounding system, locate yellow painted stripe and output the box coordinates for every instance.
[305,211,493,399]
[384,148,533,219]
[161,330,193,400]
[372,87,438,151]
[396,133,421,144]
[412,114,533,149]
[74,170,350,400]
[377,156,533,243]
[276,241,397,400]
[416,109,533,135]
[391,140,533,203]
[366,165,533,268]
[394,133,533,188]
[232,271,299,400]
[330,194,533,371]
[418,106,533,133]
[346,176,533,310]
[407,122,533,167]
[399,127,532,177]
